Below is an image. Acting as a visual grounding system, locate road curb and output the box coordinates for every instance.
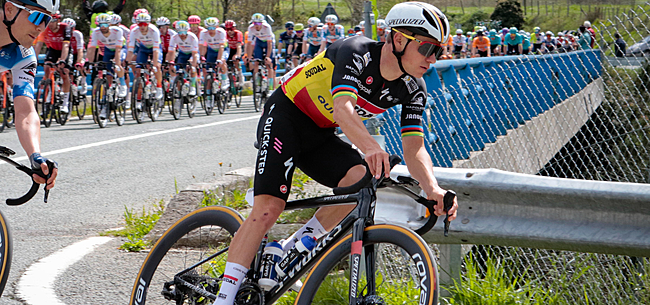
[145,167,255,243]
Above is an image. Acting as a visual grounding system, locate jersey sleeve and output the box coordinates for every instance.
[152,26,161,49]
[198,31,207,46]
[191,34,199,51]
[399,77,427,138]
[128,31,136,50]
[329,40,369,101]
[11,46,37,100]
[89,29,99,47]
[63,24,72,42]
[168,35,177,52]
[74,31,85,51]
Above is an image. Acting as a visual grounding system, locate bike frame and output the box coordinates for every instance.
[169,163,442,304]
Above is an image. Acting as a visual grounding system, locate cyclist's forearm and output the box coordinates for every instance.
[333,96,381,154]
[60,43,70,62]
[402,136,441,197]
[14,96,41,156]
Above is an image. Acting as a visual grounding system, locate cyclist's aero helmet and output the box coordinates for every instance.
[204,17,219,27]
[156,16,170,26]
[325,14,338,24]
[135,13,151,24]
[285,21,294,29]
[62,18,76,28]
[224,20,236,29]
[176,20,190,32]
[14,0,60,14]
[307,17,320,27]
[110,14,121,25]
[96,13,112,25]
[385,1,449,43]
[251,13,265,23]
[376,19,387,29]
[294,23,304,31]
[188,15,201,24]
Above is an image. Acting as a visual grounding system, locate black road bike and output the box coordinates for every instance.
[129,155,455,305]
[0,146,54,296]
[131,61,163,123]
[88,62,127,128]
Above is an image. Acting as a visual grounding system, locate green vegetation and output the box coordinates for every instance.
[491,0,525,29]
[103,200,165,252]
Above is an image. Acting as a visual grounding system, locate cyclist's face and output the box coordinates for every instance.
[2,2,48,47]
[395,32,439,78]
[139,24,149,33]
[254,23,262,31]
[190,24,199,31]
[160,25,168,33]
[48,17,59,30]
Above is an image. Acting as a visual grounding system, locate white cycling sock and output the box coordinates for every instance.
[62,92,70,106]
[281,215,327,252]
[213,262,247,305]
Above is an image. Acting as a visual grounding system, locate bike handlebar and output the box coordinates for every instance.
[0,146,45,206]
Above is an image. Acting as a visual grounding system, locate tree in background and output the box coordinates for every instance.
[491,0,524,29]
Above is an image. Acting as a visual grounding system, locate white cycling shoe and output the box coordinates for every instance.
[117,85,128,98]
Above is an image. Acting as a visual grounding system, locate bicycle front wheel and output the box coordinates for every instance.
[38,79,55,128]
[74,76,88,120]
[0,209,13,296]
[131,78,145,124]
[114,97,126,126]
[295,224,439,305]
[129,206,243,305]
[170,77,183,120]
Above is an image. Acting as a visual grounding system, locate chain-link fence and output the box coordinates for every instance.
[374,3,650,304]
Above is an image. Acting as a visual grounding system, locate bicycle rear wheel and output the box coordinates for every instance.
[56,104,69,126]
[253,73,261,112]
[93,80,108,128]
[38,79,55,128]
[74,76,87,120]
[295,224,439,305]
[114,97,126,126]
[128,206,243,305]
[170,78,183,120]
[131,78,145,124]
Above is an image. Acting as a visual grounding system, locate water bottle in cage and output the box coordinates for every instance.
[274,236,317,278]
[258,240,283,290]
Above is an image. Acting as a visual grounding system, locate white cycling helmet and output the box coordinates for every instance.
[324,14,338,24]
[359,20,365,28]
[307,17,320,27]
[62,18,76,28]
[376,19,387,30]
[110,14,121,25]
[456,29,462,34]
[583,20,591,27]
[251,13,265,23]
[546,31,553,35]
[13,0,59,15]
[95,13,112,25]
[156,17,170,26]
[385,1,449,43]
[135,13,151,24]
[204,17,219,27]
[175,20,190,32]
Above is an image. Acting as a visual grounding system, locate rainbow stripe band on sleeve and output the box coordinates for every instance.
[331,84,358,101]
[401,125,425,137]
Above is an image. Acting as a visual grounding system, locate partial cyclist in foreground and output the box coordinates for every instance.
[0,0,59,189]
[212,2,458,304]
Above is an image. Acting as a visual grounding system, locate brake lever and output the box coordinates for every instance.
[43,160,55,203]
[443,190,457,237]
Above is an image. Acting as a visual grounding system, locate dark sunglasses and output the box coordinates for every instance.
[287,27,293,30]
[393,28,444,59]
[8,1,52,26]
[295,30,303,34]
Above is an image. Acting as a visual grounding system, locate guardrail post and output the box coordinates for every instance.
[438,244,463,296]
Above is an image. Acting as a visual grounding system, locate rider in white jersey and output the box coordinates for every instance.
[0,0,59,188]
[199,17,229,91]
[245,13,276,90]
[167,21,200,96]
[87,13,127,118]
[319,14,344,52]
[127,12,163,104]
[303,16,322,57]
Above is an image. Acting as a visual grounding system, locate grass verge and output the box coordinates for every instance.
[102,200,165,252]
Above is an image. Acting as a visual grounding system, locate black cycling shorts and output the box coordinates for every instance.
[45,48,62,63]
[254,89,364,201]
[227,48,238,61]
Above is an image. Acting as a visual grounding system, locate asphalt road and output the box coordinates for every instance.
[0,96,261,304]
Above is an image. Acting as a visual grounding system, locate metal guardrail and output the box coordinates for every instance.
[375,165,650,257]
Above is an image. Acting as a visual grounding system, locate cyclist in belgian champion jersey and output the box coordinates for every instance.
[1,0,59,189]
[211,2,458,304]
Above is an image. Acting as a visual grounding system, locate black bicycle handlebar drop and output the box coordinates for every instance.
[0,146,51,205]
[413,190,456,236]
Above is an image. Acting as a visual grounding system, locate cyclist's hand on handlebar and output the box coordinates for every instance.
[365,148,390,179]
[29,153,58,190]
[430,187,458,221]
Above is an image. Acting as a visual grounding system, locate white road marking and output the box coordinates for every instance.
[16,236,113,305]
[7,115,260,162]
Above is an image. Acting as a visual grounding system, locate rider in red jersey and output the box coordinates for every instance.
[224,20,243,86]
[33,11,73,113]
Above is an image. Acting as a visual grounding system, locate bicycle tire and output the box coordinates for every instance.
[91,78,101,124]
[171,77,183,120]
[38,79,54,128]
[128,206,244,305]
[114,95,126,126]
[204,75,215,116]
[56,104,68,126]
[131,77,145,124]
[148,95,161,122]
[163,77,172,117]
[187,84,197,118]
[0,209,13,297]
[295,224,439,305]
[74,75,87,120]
[201,74,210,114]
[216,90,226,115]
[253,73,261,112]
[94,80,108,128]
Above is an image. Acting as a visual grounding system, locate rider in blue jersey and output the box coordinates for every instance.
[1,0,59,188]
